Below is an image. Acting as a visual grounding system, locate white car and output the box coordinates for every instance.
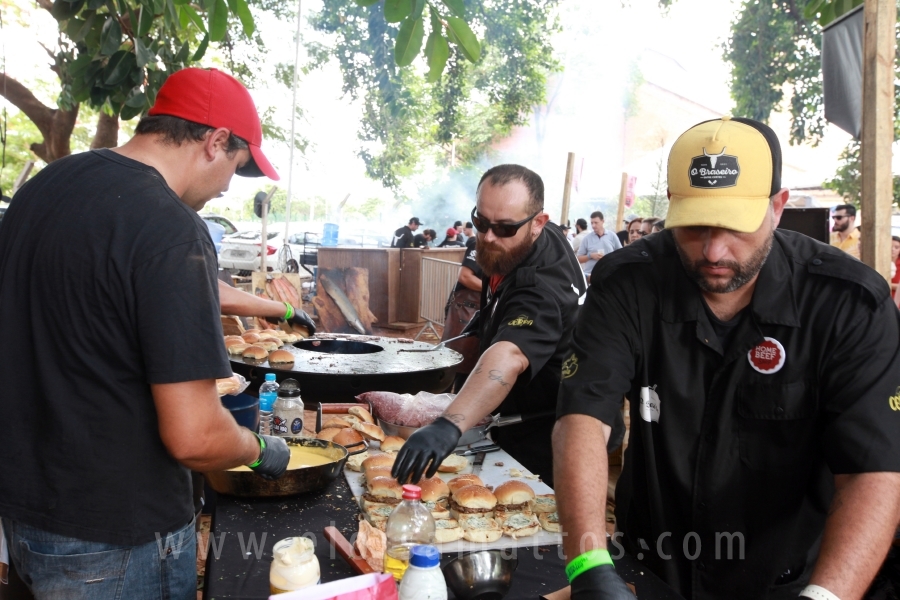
[219,230,281,275]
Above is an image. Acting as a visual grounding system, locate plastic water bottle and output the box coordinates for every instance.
[258,374,279,436]
[384,485,436,582]
[398,546,447,600]
[272,378,304,437]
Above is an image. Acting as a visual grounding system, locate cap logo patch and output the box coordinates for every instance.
[689,147,740,188]
[748,337,786,374]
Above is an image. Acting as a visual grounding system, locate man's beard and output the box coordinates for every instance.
[675,231,774,294]
[832,220,848,233]
[476,233,535,277]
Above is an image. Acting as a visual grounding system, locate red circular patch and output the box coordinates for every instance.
[748,337,785,374]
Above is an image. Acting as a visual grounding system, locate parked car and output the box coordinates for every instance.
[219,230,281,275]
[201,214,238,235]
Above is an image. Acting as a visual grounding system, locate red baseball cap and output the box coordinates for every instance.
[446,227,458,236]
[148,68,279,180]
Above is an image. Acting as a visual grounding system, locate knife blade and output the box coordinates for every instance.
[472,450,487,475]
[455,444,500,456]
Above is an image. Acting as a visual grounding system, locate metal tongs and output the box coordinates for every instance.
[399,310,480,352]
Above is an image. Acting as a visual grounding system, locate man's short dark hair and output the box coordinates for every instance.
[135,115,248,156]
[576,218,587,231]
[454,220,463,228]
[465,221,473,229]
[892,235,900,244]
[477,164,543,214]
[834,204,857,217]
[423,229,436,240]
[590,211,604,221]
[654,219,665,231]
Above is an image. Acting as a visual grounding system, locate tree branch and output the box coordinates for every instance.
[0,73,54,136]
[35,0,53,12]
[91,113,119,149]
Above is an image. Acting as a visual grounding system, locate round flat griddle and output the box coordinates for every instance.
[230,334,463,403]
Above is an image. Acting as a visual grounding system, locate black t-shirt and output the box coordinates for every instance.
[438,238,464,248]
[391,226,414,248]
[412,234,430,248]
[0,149,231,545]
[455,245,482,292]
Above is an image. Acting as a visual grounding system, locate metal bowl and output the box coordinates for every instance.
[442,550,518,600]
[378,418,490,446]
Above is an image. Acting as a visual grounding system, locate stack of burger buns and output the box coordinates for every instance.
[221,327,306,366]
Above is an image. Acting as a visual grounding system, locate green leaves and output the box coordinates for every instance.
[446,17,479,62]
[354,0,380,5]
[99,16,123,55]
[103,50,136,86]
[424,30,449,81]
[208,0,229,42]
[395,16,425,66]
[440,0,464,18]
[803,0,863,27]
[229,0,255,37]
[384,0,413,23]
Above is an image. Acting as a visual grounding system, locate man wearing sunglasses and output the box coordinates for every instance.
[393,164,586,487]
[829,204,860,259]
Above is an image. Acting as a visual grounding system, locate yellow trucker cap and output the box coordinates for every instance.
[666,116,782,233]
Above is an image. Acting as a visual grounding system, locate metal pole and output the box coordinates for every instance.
[560,152,575,226]
[859,0,895,278]
[283,0,304,242]
[615,172,629,232]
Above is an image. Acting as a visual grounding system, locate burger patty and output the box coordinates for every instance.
[363,493,401,505]
[450,498,493,514]
[497,501,529,512]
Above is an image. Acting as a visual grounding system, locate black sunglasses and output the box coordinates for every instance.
[471,207,542,238]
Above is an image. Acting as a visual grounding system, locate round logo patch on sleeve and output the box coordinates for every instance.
[748,337,786,374]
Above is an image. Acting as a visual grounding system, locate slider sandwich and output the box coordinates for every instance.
[419,477,450,519]
[493,480,535,521]
[434,518,463,543]
[362,476,403,512]
[447,475,484,497]
[449,485,496,520]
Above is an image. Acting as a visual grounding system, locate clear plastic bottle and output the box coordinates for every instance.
[258,373,279,436]
[398,545,447,600]
[384,485,436,582]
[272,378,304,437]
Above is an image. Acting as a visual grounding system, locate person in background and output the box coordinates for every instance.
[438,227,465,248]
[463,221,475,243]
[0,68,290,600]
[391,217,422,248]
[829,204,860,259]
[554,117,900,600]
[617,213,639,246]
[442,238,483,391]
[625,216,643,245]
[561,223,572,241]
[393,164,585,487]
[576,210,622,279]
[413,228,436,248]
[891,235,900,300]
[652,218,665,233]
[572,218,589,253]
[641,217,660,237]
[454,220,466,244]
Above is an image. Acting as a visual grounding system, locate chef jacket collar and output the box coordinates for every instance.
[661,231,800,328]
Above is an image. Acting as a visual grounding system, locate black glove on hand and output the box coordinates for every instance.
[391,417,462,483]
[265,306,317,335]
[571,565,636,600]
[250,434,290,481]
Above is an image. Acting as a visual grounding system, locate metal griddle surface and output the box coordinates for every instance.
[229,334,462,375]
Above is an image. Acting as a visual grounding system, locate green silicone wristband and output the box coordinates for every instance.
[283,302,294,321]
[565,548,614,583]
[247,433,266,468]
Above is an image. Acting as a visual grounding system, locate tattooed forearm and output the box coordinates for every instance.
[443,413,466,425]
[488,369,510,387]
[472,366,482,375]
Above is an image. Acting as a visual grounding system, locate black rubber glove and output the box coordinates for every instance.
[265,306,317,335]
[570,564,636,600]
[250,434,290,480]
[392,417,462,483]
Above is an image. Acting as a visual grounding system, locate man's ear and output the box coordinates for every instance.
[204,128,232,161]
[532,212,550,237]
[771,188,790,227]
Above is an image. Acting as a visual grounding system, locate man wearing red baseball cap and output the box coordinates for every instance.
[0,67,288,600]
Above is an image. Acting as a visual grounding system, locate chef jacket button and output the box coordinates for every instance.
[775,406,785,415]
[812,258,823,266]
[641,251,648,257]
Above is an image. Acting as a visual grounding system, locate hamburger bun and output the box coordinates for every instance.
[538,511,560,533]
[225,337,247,347]
[379,436,405,453]
[322,417,353,430]
[316,427,341,441]
[244,329,262,335]
[363,466,394,485]
[268,349,295,365]
[437,453,468,473]
[363,476,403,507]
[216,375,242,396]
[362,453,396,474]
[352,422,385,442]
[333,428,365,448]
[420,477,451,518]
[501,512,542,539]
[531,494,557,514]
[242,345,268,360]
[450,485,496,520]
[434,519,464,543]
[459,516,502,543]
[258,336,283,347]
[348,406,375,424]
[255,340,279,352]
[345,450,369,472]
[494,480,535,507]
[224,335,245,342]
[226,343,251,355]
[448,475,484,496]
[241,333,261,343]
[364,503,395,524]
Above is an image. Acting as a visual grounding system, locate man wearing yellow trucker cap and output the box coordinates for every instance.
[554,117,900,600]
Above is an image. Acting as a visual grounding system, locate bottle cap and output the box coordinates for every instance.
[265,373,276,382]
[401,484,421,500]
[409,545,440,568]
[277,378,301,397]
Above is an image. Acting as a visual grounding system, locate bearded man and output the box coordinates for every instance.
[553,117,900,600]
[393,164,586,486]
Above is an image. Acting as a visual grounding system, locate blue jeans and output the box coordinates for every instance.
[2,516,196,600]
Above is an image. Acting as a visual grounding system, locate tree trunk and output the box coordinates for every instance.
[0,72,77,163]
[91,113,120,149]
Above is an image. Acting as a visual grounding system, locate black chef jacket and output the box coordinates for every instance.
[480,223,585,484]
[558,229,900,600]
[455,245,482,293]
[391,225,414,248]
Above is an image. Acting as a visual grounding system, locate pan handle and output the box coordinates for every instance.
[344,439,369,456]
[324,526,374,575]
